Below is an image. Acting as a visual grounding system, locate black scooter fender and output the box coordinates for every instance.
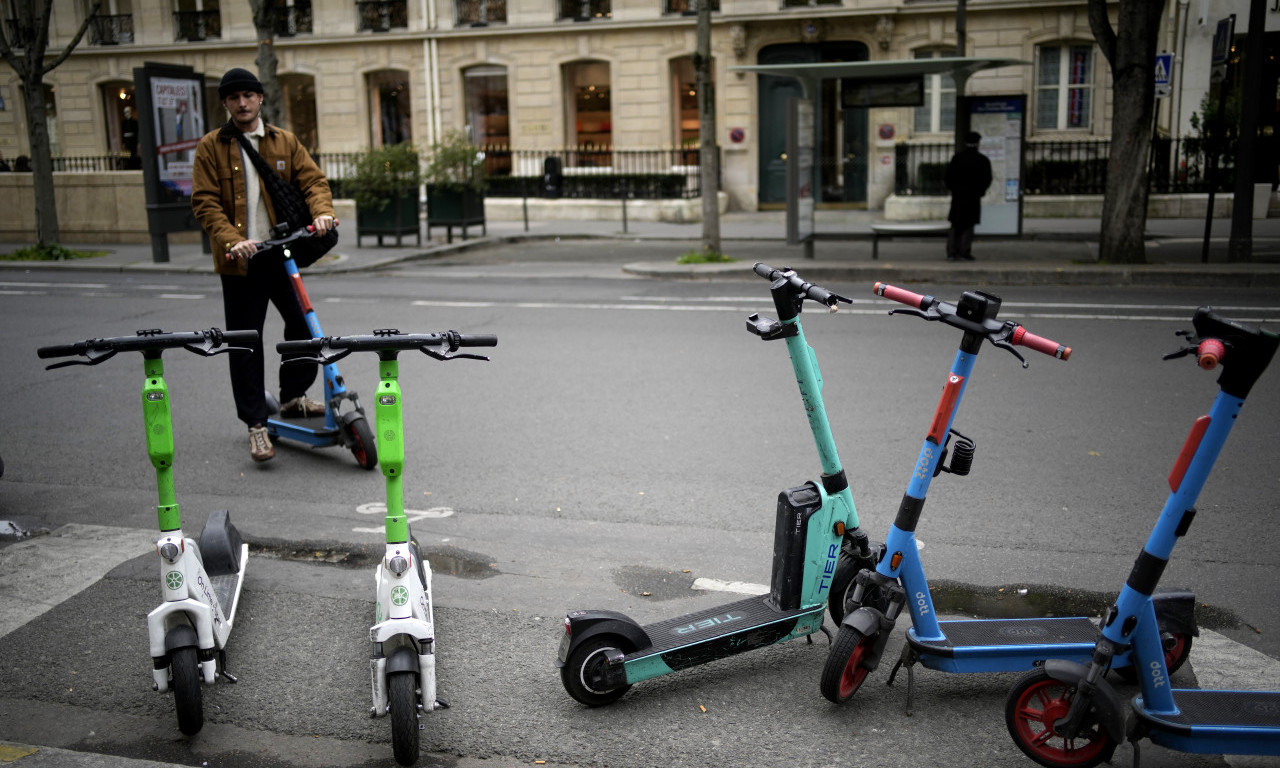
[839,606,896,671]
[164,624,198,652]
[1041,659,1128,745]
[1153,590,1198,637]
[386,645,419,675]
[557,610,651,668]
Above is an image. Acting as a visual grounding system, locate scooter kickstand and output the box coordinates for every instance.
[435,698,451,709]
[886,645,917,716]
[218,649,238,683]
[818,626,834,645]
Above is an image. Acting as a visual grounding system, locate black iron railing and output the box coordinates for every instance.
[663,0,718,13]
[356,0,408,30]
[893,138,1241,196]
[455,0,506,25]
[173,9,221,40]
[557,0,611,21]
[90,14,134,44]
[274,0,313,36]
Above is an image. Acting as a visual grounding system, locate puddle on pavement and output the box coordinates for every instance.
[612,565,697,600]
[250,541,499,579]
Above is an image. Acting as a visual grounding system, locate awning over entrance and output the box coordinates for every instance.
[729,57,1028,97]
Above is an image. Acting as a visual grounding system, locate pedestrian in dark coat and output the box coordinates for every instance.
[944,131,993,261]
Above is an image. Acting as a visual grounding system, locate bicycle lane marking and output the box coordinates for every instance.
[0,523,155,639]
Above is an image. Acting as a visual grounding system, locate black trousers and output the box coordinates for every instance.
[947,224,975,260]
[221,261,318,427]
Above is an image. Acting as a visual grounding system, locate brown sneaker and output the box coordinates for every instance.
[248,425,275,462]
[280,395,325,418]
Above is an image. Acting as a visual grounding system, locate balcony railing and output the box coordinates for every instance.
[274,1,313,36]
[356,0,408,30]
[90,14,134,44]
[455,0,505,25]
[663,0,718,14]
[173,9,221,41]
[893,138,1241,197]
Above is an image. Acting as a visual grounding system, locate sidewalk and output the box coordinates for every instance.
[3,210,1280,287]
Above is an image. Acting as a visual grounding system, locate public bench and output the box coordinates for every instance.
[870,221,950,259]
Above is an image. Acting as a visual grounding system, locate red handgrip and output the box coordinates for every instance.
[1196,338,1224,370]
[1012,326,1072,361]
[873,282,927,309]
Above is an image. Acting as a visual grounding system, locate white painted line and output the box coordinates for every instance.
[156,294,206,300]
[352,502,456,533]
[692,578,770,596]
[0,281,108,289]
[0,523,155,639]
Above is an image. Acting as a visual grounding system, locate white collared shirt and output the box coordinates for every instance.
[237,120,272,242]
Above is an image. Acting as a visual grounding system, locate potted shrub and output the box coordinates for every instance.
[424,130,487,243]
[345,142,423,246]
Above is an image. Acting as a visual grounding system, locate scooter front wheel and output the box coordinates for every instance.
[345,416,377,471]
[1113,631,1194,683]
[170,646,203,735]
[561,636,631,707]
[1005,669,1116,768]
[820,626,876,704]
[388,670,419,766]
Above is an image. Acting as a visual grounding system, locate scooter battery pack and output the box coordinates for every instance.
[770,483,822,611]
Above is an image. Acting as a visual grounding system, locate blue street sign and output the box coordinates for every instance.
[1154,52,1173,98]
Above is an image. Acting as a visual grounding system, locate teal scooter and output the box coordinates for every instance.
[557,263,877,706]
[39,328,256,735]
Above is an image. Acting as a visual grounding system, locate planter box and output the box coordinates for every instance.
[427,185,486,243]
[356,193,420,247]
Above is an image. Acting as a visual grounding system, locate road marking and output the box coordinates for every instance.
[352,502,455,534]
[157,293,206,300]
[0,281,108,289]
[0,523,155,639]
[692,578,769,596]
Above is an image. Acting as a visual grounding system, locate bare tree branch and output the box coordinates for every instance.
[1087,0,1117,69]
[43,1,102,75]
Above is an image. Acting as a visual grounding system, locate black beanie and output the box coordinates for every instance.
[219,68,264,100]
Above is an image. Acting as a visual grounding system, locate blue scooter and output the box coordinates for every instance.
[255,222,377,470]
[1005,307,1280,767]
[822,284,1196,710]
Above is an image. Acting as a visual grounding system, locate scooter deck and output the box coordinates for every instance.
[627,595,816,669]
[907,616,1101,670]
[1138,690,1280,755]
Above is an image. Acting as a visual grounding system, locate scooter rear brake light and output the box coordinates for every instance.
[563,617,572,635]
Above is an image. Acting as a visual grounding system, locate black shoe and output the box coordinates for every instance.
[946,255,960,262]
[959,254,976,261]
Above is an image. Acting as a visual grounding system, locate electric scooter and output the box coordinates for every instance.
[557,263,877,706]
[278,328,496,767]
[256,222,377,470]
[821,284,1196,709]
[38,328,257,736]
[1005,307,1280,768]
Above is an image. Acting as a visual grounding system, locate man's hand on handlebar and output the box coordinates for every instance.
[227,239,262,261]
[311,215,335,235]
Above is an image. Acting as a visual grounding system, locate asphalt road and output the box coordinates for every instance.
[2,242,1280,767]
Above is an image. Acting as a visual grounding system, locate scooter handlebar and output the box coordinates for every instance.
[872,282,929,310]
[1011,326,1072,361]
[38,328,257,367]
[277,329,496,362]
[753,263,851,309]
[254,219,339,256]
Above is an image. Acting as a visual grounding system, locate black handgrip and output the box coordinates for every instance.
[753,262,850,308]
[38,341,90,359]
[457,334,497,347]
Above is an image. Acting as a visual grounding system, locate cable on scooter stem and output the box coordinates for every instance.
[753,262,852,310]
[872,281,1072,365]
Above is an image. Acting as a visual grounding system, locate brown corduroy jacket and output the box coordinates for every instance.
[191,121,334,276]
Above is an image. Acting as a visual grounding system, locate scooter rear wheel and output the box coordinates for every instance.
[388,670,419,766]
[345,416,378,471]
[820,626,875,704]
[561,636,631,707]
[170,646,203,735]
[1005,669,1116,768]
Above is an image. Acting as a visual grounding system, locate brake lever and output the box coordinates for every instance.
[282,346,351,366]
[1163,329,1196,361]
[45,347,117,369]
[990,339,1029,368]
[888,307,934,321]
[182,340,253,358]
[421,346,490,363]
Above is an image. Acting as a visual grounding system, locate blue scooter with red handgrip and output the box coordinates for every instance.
[821,284,1196,711]
[1005,307,1280,768]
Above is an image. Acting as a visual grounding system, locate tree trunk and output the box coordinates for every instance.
[695,0,720,253]
[1091,0,1164,264]
[22,78,58,246]
[251,0,282,126]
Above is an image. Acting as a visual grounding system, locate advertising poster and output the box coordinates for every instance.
[150,76,205,198]
[969,95,1025,236]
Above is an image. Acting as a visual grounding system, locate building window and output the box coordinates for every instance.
[280,73,318,151]
[273,0,312,36]
[557,0,610,21]
[101,82,140,166]
[464,65,509,174]
[43,84,60,156]
[1036,43,1093,131]
[781,0,839,8]
[563,60,610,165]
[912,48,955,135]
[357,0,408,31]
[663,0,717,14]
[455,0,505,25]
[670,56,711,163]
[368,69,411,146]
[88,0,135,45]
[173,0,220,41]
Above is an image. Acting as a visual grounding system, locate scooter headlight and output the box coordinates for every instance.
[387,555,410,576]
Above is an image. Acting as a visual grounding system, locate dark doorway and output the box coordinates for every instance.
[757,41,869,208]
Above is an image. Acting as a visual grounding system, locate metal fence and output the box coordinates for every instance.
[893,137,1240,196]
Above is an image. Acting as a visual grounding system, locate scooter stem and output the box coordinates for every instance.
[376,357,408,544]
[142,353,181,532]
